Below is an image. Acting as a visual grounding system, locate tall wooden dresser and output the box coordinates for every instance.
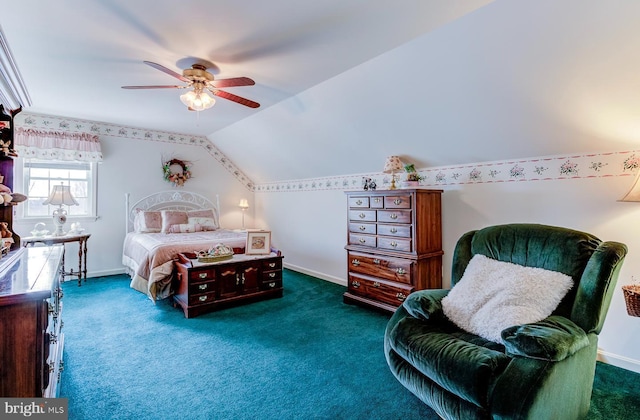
[0,245,65,397]
[344,189,443,312]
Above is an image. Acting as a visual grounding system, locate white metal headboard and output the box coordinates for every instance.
[125,191,220,234]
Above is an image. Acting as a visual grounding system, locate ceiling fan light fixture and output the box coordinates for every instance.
[180,89,215,111]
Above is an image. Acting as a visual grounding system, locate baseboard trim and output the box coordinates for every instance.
[85,268,127,279]
[597,350,640,374]
[283,263,346,286]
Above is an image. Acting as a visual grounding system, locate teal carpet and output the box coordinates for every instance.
[60,270,640,420]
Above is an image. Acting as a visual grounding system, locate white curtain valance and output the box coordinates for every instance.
[14,127,103,162]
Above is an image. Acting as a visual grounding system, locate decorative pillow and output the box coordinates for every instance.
[134,210,162,233]
[168,223,203,234]
[441,254,574,344]
[188,217,217,231]
[161,210,188,234]
[188,209,219,229]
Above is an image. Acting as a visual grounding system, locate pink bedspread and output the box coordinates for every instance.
[122,229,247,300]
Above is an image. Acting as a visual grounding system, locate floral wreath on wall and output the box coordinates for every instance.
[163,158,192,186]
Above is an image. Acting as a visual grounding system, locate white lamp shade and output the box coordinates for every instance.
[43,185,78,206]
[238,199,249,209]
[620,171,640,202]
[180,90,215,111]
[383,156,404,173]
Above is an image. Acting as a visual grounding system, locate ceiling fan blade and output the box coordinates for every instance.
[121,85,183,89]
[208,77,255,88]
[143,61,190,82]
[210,89,260,108]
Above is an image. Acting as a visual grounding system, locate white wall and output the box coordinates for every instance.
[12,116,255,278]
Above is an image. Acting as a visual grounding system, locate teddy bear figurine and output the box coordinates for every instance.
[0,222,12,238]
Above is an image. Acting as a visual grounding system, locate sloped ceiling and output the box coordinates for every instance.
[4,1,640,185]
[0,0,491,137]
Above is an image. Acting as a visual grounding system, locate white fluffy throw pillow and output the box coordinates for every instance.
[442,254,574,344]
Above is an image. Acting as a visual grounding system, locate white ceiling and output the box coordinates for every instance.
[1,0,492,137]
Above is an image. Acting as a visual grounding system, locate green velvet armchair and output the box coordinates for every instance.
[384,224,627,420]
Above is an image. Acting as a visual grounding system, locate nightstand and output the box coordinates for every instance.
[22,232,91,286]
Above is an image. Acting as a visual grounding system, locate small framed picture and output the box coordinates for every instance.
[246,230,271,255]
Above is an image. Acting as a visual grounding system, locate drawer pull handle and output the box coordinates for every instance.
[373,259,380,265]
[351,281,360,288]
[198,284,208,290]
[198,273,208,279]
[373,281,380,288]
[390,213,398,220]
[359,238,366,244]
[359,225,366,231]
[268,282,276,288]
[396,293,407,302]
[359,213,366,219]
[351,259,360,266]
[393,199,402,205]
[199,296,208,302]
[390,228,398,233]
[269,263,276,268]
[49,333,57,345]
[374,198,381,203]
[390,241,398,247]
[396,268,406,275]
[355,199,363,205]
[269,272,276,278]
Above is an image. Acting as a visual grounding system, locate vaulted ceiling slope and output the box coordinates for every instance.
[0,0,492,138]
[209,0,640,183]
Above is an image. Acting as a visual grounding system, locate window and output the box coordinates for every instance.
[20,160,98,219]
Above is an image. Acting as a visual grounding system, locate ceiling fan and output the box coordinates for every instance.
[122,61,260,111]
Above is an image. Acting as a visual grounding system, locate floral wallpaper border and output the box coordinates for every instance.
[14,112,254,190]
[254,151,640,193]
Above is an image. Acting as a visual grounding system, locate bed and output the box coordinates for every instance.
[122,191,247,301]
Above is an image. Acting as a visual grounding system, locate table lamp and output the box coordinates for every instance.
[383,156,404,190]
[43,184,78,236]
[238,199,249,229]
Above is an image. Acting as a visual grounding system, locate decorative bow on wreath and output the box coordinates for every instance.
[163,158,192,186]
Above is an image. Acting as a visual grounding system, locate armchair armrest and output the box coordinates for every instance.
[402,289,449,321]
[501,315,589,361]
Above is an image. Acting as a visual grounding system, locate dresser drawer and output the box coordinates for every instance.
[369,196,384,208]
[263,269,282,282]
[384,195,411,209]
[349,234,376,248]
[377,210,412,224]
[349,196,370,208]
[378,236,412,252]
[348,274,413,307]
[189,269,216,282]
[188,291,217,306]
[349,222,376,235]
[378,223,411,238]
[347,252,412,284]
[189,280,216,295]
[349,210,376,222]
[261,278,282,290]
[262,258,282,271]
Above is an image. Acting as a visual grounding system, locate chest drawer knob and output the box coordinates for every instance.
[198,284,208,290]
[355,199,363,205]
[359,225,366,231]
[390,213,398,220]
[268,262,276,268]
[268,282,276,288]
[373,281,380,288]
[396,268,406,275]
[359,238,366,244]
[373,259,380,265]
[359,213,366,219]
[351,281,361,288]
[396,292,407,302]
[390,241,398,247]
[269,272,276,278]
[393,199,402,205]
[198,273,208,279]
[351,259,360,266]
[374,197,381,203]
[390,228,398,234]
[199,295,208,302]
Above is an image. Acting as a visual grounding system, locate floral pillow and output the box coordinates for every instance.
[188,208,218,230]
[134,210,162,233]
[161,210,189,234]
[168,223,203,234]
